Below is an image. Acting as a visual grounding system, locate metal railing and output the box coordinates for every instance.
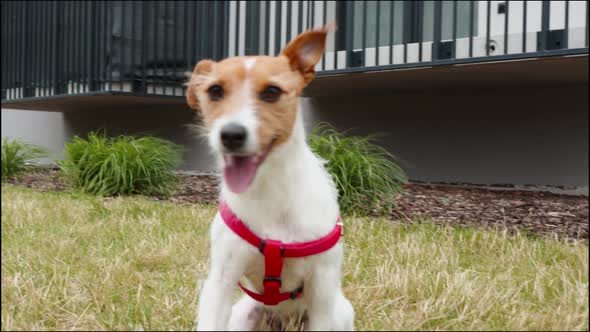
[2,1,589,102]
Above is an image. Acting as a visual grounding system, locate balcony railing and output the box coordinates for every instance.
[2,1,588,102]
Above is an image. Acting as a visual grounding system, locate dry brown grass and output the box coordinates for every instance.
[1,185,588,331]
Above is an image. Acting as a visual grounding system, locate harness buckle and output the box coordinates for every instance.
[259,240,285,256]
[263,276,282,286]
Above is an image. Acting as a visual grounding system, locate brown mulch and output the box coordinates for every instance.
[393,184,588,240]
[4,170,588,240]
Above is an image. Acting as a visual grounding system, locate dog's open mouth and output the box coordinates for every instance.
[223,141,274,193]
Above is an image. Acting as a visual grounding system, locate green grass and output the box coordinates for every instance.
[309,123,407,215]
[1,185,588,331]
[59,132,183,196]
[1,137,48,181]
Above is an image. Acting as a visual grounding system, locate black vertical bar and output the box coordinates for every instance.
[1,2,5,98]
[540,0,550,51]
[90,1,97,91]
[7,1,12,98]
[164,1,170,94]
[191,2,197,64]
[76,0,81,93]
[345,1,354,68]
[19,0,24,96]
[469,0,474,58]
[433,0,442,60]
[183,1,189,79]
[202,2,208,58]
[418,1,423,62]
[287,1,292,41]
[16,1,20,97]
[452,0,457,44]
[96,0,101,90]
[246,1,251,55]
[4,1,8,96]
[119,1,126,90]
[15,1,19,97]
[31,2,36,96]
[6,1,11,97]
[362,1,367,66]
[375,1,380,66]
[14,1,18,97]
[214,2,219,59]
[56,1,64,94]
[250,1,260,55]
[504,1,509,54]
[173,2,178,94]
[131,1,137,91]
[37,2,42,94]
[486,0,491,56]
[236,0,241,55]
[106,1,111,89]
[22,2,29,97]
[310,0,314,30]
[25,2,32,96]
[322,0,332,70]
[85,1,90,91]
[404,3,409,63]
[141,2,149,94]
[564,0,569,49]
[77,1,82,93]
[275,1,282,54]
[265,0,270,54]
[224,1,230,58]
[389,1,394,64]
[32,2,38,96]
[41,1,46,94]
[2,1,6,98]
[522,0,527,52]
[153,1,159,93]
[10,0,14,97]
[298,0,303,34]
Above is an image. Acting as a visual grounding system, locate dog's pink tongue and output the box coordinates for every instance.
[224,155,258,193]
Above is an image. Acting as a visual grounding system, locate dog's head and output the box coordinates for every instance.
[186,24,333,194]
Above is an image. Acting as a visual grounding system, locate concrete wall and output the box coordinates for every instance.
[309,84,589,188]
[1,109,67,164]
[2,85,588,189]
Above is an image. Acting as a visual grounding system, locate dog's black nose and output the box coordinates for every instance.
[221,123,247,150]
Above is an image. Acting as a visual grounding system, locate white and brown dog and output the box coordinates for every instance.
[186,24,354,331]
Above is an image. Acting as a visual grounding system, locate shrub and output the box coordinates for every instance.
[59,132,183,196]
[1,137,48,181]
[309,123,407,215]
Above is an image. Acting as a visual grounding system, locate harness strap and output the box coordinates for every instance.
[219,200,343,306]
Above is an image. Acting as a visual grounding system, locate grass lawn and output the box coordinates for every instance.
[1,185,588,331]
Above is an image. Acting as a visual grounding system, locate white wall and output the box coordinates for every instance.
[1,108,67,163]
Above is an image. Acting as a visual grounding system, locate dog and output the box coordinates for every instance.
[186,24,354,331]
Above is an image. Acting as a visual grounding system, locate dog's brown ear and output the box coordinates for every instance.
[186,59,215,110]
[281,23,335,85]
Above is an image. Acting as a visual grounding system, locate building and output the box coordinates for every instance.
[2,1,589,193]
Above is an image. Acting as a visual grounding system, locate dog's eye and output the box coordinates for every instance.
[259,85,282,103]
[207,84,224,101]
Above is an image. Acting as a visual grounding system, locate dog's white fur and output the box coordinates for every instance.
[195,28,354,331]
[197,107,354,331]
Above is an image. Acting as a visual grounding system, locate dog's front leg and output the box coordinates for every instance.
[196,222,248,331]
[304,252,355,331]
[196,268,236,331]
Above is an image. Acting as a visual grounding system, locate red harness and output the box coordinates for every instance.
[219,201,343,306]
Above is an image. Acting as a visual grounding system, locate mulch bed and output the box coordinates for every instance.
[5,170,588,240]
